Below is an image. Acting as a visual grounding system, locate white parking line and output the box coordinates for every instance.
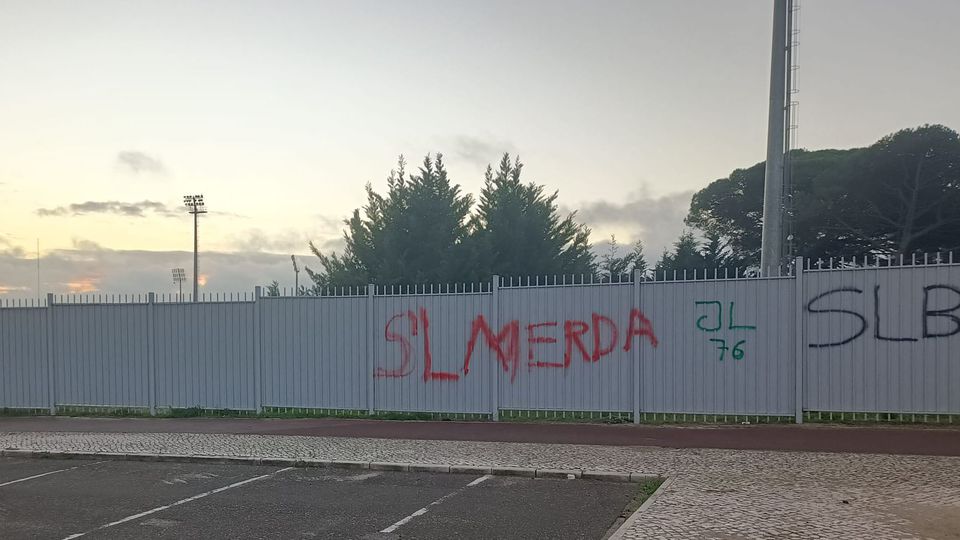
[0,461,105,488]
[380,475,491,534]
[60,467,294,540]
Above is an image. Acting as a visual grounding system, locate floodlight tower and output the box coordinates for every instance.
[291,255,300,296]
[183,194,207,302]
[760,0,793,274]
[172,268,186,300]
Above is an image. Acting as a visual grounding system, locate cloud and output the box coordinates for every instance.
[230,216,346,255]
[231,229,307,253]
[71,238,106,251]
[116,151,166,175]
[209,210,250,219]
[0,285,30,295]
[64,276,100,293]
[0,244,311,298]
[448,135,517,168]
[573,186,694,258]
[0,235,26,258]
[36,200,177,218]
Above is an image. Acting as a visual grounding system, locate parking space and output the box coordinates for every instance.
[0,457,637,539]
[0,457,101,486]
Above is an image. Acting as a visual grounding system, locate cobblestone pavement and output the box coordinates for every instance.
[1,431,958,539]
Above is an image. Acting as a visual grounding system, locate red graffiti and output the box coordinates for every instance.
[591,313,618,362]
[624,308,659,350]
[375,310,418,378]
[563,320,590,367]
[378,307,658,383]
[464,315,520,381]
[527,322,562,369]
[419,307,459,382]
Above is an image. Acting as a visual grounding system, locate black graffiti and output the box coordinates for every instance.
[808,284,960,348]
[806,287,867,348]
[923,284,960,338]
[874,285,918,342]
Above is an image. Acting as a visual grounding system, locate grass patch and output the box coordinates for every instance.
[499,409,632,424]
[234,407,490,422]
[8,405,955,427]
[804,411,959,425]
[634,412,794,425]
[602,476,665,538]
[55,405,153,417]
[0,407,51,417]
[620,477,665,517]
[163,407,257,418]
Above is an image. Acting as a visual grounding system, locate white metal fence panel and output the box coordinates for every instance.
[261,296,368,410]
[1,258,958,419]
[498,284,635,412]
[640,277,796,416]
[0,307,49,409]
[154,302,256,410]
[373,292,493,413]
[52,302,151,408]
[803,264,960,414]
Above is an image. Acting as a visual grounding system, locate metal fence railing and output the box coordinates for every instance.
[1,255,958,422]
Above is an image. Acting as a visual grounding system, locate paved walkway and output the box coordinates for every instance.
[1,430,958,539]
[3,416,960,456]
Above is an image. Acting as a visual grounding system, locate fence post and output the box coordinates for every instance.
[367,283,376,415]
[794,257,804,424]
[632,269,642,424]
[147,292,156,416]
[46,293,56,415]
[253,286,263,414]
[491,275,500,421]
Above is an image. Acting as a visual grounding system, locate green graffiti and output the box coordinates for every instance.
[696,300,754,361]
[727,302,757,330]
[708,338,747,361]
[694,301,756,332]
[694,301,722,332]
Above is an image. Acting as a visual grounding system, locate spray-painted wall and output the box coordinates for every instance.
[802,264,960,414]
[1,259,958,419]
[640,277,797,415]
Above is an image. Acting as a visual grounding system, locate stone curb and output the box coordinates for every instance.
[0,449,655,483]
[606,476,675,540]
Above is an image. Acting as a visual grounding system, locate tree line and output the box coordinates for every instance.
[687,124,960,265]
[278,123,958,291]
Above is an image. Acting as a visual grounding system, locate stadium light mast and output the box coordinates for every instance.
[172,268,186,301]
[291,255,300,296]
[760,0,792,275]
[183,194,207,302]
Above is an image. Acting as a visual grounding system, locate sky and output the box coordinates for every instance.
[1,0,958,297]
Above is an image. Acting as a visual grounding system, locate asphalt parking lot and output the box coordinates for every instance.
[0,457,638,539]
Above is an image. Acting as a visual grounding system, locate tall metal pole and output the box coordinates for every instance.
[760,0,790,275]
[291,255,300,296]
[183,194,205,302]
[783,0,797,261]
[36,238,40,302]
[193,209,199,302]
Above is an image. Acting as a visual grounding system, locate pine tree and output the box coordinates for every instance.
[599,235,648,282]
[655,231,706,278]
[471,154,594,279]
[306,154,475,287]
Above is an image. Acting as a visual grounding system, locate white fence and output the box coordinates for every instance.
[1,257,958,422]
